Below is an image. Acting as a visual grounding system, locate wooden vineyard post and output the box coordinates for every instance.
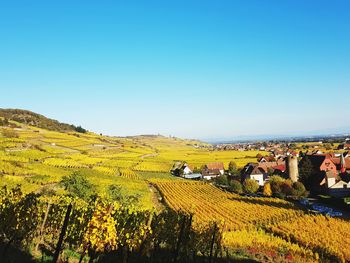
[139,212,154,257]
[183,214,193,260]
[53,203,72,263]
[209,223,218,263]
[173,215,187,263]
[35,200,51,252]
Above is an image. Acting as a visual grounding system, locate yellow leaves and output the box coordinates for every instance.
[270,215,350,262]
[83,201,118,253]
[222,230,317,262]
[153,180,302,231]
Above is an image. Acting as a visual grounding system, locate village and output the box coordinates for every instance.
[171,139,350,202]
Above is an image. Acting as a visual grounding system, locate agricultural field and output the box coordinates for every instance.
[0,122,264,209]
[152,180,350,262]
[2,120,347,262]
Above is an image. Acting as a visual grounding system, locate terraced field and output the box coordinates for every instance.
[0,121,264,209]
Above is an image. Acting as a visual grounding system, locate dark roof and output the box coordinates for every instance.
[202,168,221,176]
[243,163,267,176]
[251,166,265,175]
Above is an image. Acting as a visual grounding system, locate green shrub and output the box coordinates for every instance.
[230,180,243,194]
[228,161,239,175]
[291,181,308,198]
[281,179,293,196]
[75,125,87,133]
[243,179,259,194]
[214,175,229,186]
[61,171,95,200]
[269,175,285,194]
[107,184,140,206]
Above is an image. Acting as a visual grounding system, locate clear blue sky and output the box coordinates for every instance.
[0,1,349,140]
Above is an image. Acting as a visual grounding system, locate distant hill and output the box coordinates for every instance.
[0,108,86,132]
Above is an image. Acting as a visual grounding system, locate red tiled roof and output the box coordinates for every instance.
[206,162,224,170]
[258,161,286,173]
[272,164,286,172]
[330,158,350,169]
[287,149,297,156]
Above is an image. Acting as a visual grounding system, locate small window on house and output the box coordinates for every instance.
[344,184,348,189]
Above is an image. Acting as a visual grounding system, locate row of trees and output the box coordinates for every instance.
[214,174,307,199]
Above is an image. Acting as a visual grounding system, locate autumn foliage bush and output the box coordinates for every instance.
[243,179,259,194]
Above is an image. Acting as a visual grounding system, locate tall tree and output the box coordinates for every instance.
[299,156,314,190]
[228,161,238,175]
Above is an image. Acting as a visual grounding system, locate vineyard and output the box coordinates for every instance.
[151,180,304,231]
[0,122,264,205]
[152,180,350,262]
[268,215,350,262]
[0,185,268,262]
[1,120,349,262]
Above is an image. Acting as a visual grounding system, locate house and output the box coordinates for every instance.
[201,162,224,180]
[241,159,287,186]
[312,150,323,155]
[258,159,285,174]
[337,143,350,150]
[183,164,193,175]
[305,154,337,173]
[258,156,276,163]
[241,163,267,186]
[328,180,350,197]
[272,164,286,175]
[302,154,350,197]
[171,161,193,177]
[319,170,336,188]
[330,156,350,173]
[271,150,285,159]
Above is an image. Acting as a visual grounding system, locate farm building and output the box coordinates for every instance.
[171,161,193,177]
[170,161,201,180]
[201,162,224,180]
[241,163,267,186]
[241,160,286,186]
